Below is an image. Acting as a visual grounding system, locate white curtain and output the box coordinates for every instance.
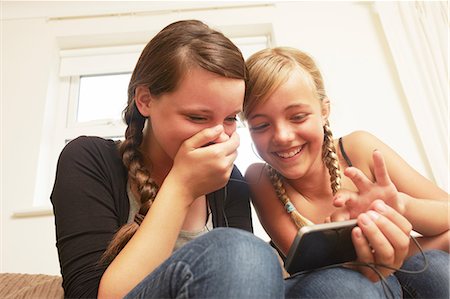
[375,1,448,191]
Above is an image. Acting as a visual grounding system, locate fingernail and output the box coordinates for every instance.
[213,125,223,132]
[360,213,372,225]
[374,202,386,213]
[354,227,362,238]
[367,211,380,221]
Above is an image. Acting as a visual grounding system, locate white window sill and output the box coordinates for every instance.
[12,206,54,218]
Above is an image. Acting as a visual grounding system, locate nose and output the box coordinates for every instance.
[224,125,236,138]
[272,123,295,145]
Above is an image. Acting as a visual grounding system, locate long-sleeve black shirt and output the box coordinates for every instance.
[51,136,252,298]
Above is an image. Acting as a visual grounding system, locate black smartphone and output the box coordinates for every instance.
[284,219,358,275]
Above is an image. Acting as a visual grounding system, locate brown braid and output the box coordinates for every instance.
[267,165,311,229]
[322,121,341,195]
[101,103,160,263]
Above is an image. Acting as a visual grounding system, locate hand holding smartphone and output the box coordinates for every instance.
[284,219,357,275]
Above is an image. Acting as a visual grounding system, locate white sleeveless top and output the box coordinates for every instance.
[127,182,213,252]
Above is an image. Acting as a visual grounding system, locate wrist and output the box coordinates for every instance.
[160,172,197,208]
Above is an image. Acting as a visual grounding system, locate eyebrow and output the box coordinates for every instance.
[248,103,310,120]
[182,108,242,116]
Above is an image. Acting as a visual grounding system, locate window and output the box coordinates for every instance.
[77,73,131,123]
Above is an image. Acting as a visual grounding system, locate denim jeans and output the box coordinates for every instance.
[124,227,285,298]
[284,250,449,299]
[395,250,449,299]
[285,267,401,299]
[124,228,449,299]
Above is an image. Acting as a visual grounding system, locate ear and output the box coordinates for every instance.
[321,97,331,123]
[134,85,153,117]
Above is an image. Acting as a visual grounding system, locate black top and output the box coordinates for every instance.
[51,136,252,298]
[338,137,353,167]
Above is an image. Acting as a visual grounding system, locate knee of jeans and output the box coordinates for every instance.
[401,249,449,284]
[406,250,449,272]
[206,228,281,276]
[423,250,449,275]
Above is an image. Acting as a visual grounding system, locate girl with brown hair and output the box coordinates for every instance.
[51,20,284,299]
[242,47,449,298]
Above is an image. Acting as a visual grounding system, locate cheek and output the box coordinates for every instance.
[250,133,269,155]
[151,121,193,158]
[299,119,324,140]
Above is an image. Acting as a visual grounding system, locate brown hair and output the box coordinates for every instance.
[102,20,247,262]
[243,47,340,229]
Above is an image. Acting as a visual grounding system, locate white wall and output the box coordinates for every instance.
[1,1,440,275]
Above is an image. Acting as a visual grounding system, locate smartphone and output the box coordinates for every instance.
[284,219,358,275]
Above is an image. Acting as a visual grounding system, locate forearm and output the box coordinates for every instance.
[401,193,450,236]
[98,174,194,299]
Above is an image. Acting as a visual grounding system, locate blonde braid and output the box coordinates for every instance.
[322,121,341,195]
[267,165,311,229]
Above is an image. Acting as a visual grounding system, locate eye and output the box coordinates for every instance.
[291,113,308,122]
[249,122,269,132]
[187,115,208,122]
[225,116,238,123]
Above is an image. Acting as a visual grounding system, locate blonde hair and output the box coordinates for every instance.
[243,47,341,228]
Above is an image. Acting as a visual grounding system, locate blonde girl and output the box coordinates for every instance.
[243,47,449,298]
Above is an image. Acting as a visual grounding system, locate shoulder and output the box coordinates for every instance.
[244,162,267,184]
[244,163,274,202]
[338,131,389,174]
[338,131,385,157]
[62,135,117,154]
[57,136,123,173]
[342,131,379,145]
[60,136,119,160]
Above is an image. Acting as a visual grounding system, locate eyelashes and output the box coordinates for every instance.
[187,115,238,123]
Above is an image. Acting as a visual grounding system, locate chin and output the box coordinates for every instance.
[271,165,303,180]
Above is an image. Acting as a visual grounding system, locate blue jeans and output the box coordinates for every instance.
[285,267,401,299]
[124,227,284,298]
[395,250,449,299]
[284,250,449,299]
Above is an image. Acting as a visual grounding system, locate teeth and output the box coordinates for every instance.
[276,147,301,158]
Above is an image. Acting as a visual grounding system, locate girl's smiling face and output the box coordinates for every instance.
[247,69,329,179]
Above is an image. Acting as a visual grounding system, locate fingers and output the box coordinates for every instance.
[183,125,226,150]
[353,200,411,281]
[352,226,374,264]
[369,200,412,235]
[209,130,240,157]
[333,189,352,207]
[329,207,351,222]
[359,212,395,264]
[372,150,392,186]
[333,190,363,219]
[344,167,373,193]
[354,212,394,281]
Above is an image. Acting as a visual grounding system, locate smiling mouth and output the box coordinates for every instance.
[274,145,304,159]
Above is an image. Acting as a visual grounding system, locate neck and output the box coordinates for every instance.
[285,163,333,201]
